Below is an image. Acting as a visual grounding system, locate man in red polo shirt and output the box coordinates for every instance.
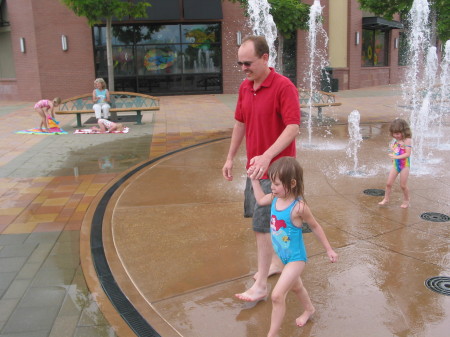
[222,35,300,302]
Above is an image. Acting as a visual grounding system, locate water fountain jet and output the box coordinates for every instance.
[247,0,278,68]
[305,0,329,143]
[346,110,363,175]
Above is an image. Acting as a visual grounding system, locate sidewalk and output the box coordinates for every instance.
[0,94,235,337]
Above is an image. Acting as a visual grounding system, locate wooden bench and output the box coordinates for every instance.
[57,91,160,127]
[299,88,342,119]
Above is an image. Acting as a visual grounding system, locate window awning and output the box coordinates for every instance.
[135,0,181,21]
[184,0,223,20]
[363,17,403,30]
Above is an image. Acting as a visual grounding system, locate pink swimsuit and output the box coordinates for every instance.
[98,118,114,130]
[392,140,411,173]
[34,100,51,110]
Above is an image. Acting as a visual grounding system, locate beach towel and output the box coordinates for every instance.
[74,127,129,134]
[16,128,68,135]
[16,117,67,134]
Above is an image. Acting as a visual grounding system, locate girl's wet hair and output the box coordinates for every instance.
[53,97,61,105]
[389,118,412,139]
[268,157,305,201]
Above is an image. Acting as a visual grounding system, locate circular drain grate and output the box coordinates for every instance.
[425,276,450,296]
[420,212,450,222]
[363,189,385,196]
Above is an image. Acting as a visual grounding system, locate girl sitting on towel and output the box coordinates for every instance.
[91,118,124,133]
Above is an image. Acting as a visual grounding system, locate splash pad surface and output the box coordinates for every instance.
[95,97,450,336]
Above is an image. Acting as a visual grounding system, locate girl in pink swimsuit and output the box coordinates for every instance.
[379,118,412,208]
[34,97,61,132]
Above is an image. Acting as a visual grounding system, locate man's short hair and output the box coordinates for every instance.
[242,35,269,58]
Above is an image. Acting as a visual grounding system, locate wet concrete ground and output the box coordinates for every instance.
[102,123,450,337]
[1,85,449,337]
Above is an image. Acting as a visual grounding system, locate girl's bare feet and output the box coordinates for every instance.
[296,308,315,327]
[235,286,267,302]
[400,201,409,208]
[378,199,389,205]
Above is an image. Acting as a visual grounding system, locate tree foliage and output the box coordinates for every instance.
[358,0,450,42]
[227,0,310,38]
[227,0,310,74]
[264,0,310,37]
[60,0,150,90]
[434,0,450,42]
[61,0,149,25]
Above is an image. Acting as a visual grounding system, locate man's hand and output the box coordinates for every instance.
[222,159,234,181]
[248,154,271,179]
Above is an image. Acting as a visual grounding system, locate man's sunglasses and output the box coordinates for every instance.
[237,61,253,67]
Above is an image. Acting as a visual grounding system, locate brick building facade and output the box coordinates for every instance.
[0,0,407,101]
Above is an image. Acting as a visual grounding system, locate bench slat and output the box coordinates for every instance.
[56,107,160,114]
[58,92,160,112]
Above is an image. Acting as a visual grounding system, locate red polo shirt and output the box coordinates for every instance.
[235,68,300,178]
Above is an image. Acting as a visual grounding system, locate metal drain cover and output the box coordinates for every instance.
[425,276,450,296]
[363,189,385,196]
[420,212,450,222]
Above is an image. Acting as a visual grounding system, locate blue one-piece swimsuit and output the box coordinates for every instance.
[270,197,307,264]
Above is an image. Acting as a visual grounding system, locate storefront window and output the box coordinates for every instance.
[398,32,408,66]
[111,26,135,45]
[113,46,135,76]
[136,25,180,44]
[136,45,182,75]
[93,23,222,95]
[361,29,389,67]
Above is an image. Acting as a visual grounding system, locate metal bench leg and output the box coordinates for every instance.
[317,107,323,120]
[76,114,83,128]
[135,111,143,125]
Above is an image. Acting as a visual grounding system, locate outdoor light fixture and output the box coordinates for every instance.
[394,37,399,49]
[20,37,26,53]
[236,31,242,46]
[355,31,360,45]
[61,35,68,51]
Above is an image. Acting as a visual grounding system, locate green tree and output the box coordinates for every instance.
[358,0,450,42]
[433,0,450,42]
[60,0,150,90]
[228,0,310,73]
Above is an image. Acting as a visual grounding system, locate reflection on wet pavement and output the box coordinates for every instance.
[0,131,153,178]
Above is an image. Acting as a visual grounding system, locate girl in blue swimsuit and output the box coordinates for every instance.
[249,157,338,337]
